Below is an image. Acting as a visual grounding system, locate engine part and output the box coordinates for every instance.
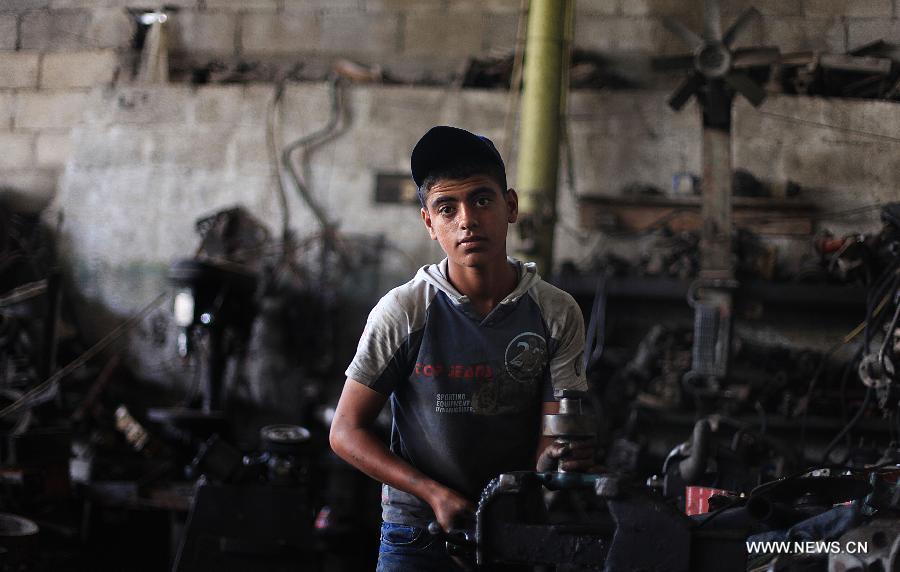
[252,424,311,486]
[543,389,596,473]
[472,470,694,571]
[830,518,900,572]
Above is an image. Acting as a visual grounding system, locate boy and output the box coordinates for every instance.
[330,126,592,571]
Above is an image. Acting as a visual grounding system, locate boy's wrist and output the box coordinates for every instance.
[419,478,446,506]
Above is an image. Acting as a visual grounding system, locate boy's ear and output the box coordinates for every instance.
[421,207,438,240]
[505,188,519,223]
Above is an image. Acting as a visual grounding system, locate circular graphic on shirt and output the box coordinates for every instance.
[504,332,548,382]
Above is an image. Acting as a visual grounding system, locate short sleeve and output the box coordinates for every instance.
[345,292,413,395]
[549,297,588,394]
[530,284,588,399]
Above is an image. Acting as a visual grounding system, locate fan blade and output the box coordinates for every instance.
[703,0,722,42]
[652,54,696,72]
[722,7,761,47]
[662,17,704,51]
[732,46,780,68]
[668,73,702,110]
[725,72,767,106]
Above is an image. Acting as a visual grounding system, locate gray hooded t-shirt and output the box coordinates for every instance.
[345,257,587,527]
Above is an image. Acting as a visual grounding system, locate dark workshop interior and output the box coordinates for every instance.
[1,0,900,570]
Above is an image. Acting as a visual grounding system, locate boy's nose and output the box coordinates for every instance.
[458,204,479,229]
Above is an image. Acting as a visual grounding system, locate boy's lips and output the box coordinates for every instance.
[458,236,487,246]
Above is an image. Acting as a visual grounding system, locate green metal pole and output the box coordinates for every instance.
[515,0,570,274]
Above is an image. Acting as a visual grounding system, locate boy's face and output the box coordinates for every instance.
[420,175,518,269]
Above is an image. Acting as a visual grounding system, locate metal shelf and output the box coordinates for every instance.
[553,274,866,311]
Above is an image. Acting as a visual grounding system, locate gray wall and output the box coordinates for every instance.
[2,0,899,212]
[1,0,899,401]
[51,83,900,328]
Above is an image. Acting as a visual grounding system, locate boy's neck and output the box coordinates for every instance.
[446,255,518,318]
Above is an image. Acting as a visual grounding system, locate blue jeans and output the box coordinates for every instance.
[376,522,467,572]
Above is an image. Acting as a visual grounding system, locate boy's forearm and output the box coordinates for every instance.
[330,424,444,505]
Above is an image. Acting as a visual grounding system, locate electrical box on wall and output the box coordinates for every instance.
[374,173,419,205]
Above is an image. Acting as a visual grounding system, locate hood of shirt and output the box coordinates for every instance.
[416,257,541,309]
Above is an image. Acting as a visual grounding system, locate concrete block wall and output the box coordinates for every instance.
[45,81,900,399]
[3,0,899,210]
[0,0,129,210]
[54,82,900,309]
[0,0,898,397]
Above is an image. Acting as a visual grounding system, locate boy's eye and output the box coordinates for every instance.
[438,205,454,215]
[475,197,491,206]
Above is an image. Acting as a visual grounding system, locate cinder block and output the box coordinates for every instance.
[67,125,146,168]
[41,51,118,88]
[204,0,278,10]
[0,133,34,169]
[576,0,619,15]
[365,86,447,133]
[169,10,236,55]
[448,0,522,14]
[364,0,443,12]
[0,15,17,49]
[459,90,510,128]
[49,0,197,7]
[35,131,72,167]
[576,16,684,53]
[242,85,276,122]
[16,90,90,130]
[0,92,13,130]
[285,0,361,11]
[762,16,846,53]
[191,85,244,124]
[805,0,892,18]
[226,128,269,172]
[623,0,697,18]
[21,10,91,50]
[83,87,192,126]
[241,12,320,54]
[576,16,616,51]
[847,18,900,49]
[484,13,519,54]
[320,12,399,53]
[146,126,232,169]
[720,0,802,17]
[403,11,486,56]
[190,85,272,126]
[279,82,332,132]
[0,0,49,11]
[21,8,134,50]
[0,52,39,89]
[85,8,135,49]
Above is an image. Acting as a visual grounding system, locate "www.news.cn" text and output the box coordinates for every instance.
[746,541,869,555]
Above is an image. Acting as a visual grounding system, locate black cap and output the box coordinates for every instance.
[410,126,506,188]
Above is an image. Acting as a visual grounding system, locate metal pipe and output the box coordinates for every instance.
[515,0,571,274]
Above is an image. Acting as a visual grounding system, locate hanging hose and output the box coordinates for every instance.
[281,76,345,234]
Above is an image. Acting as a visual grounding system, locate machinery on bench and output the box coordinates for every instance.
[428,390,879,571]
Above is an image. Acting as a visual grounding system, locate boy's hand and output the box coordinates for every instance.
[427,485,476,533]
[537,437,598,472]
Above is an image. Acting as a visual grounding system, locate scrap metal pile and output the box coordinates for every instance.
[0,204,385,570]
[417,205,900,571]
[593,205,900,570]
